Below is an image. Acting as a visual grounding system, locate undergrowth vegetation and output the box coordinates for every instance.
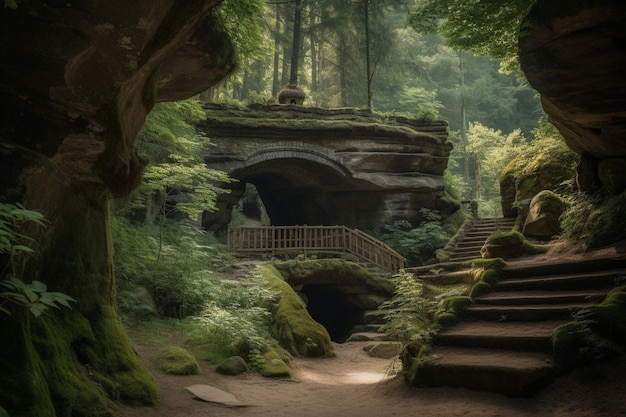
[369,208,455,266]
[378,270,468,344]
[111,215,291,370]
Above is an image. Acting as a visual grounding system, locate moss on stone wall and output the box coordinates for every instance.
[259,264,334,358]
[273,259,395,295]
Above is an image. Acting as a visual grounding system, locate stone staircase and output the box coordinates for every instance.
[418,256,626,397]
[448,217,517,262]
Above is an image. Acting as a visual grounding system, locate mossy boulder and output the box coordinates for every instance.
[480,231,546,260]
[215,356,248,376]
[259,349,291,378]
[523,190,567,239]
[259,265,334,357]
[154,346,201,376]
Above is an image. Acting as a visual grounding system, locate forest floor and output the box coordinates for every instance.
[115,242,626,417]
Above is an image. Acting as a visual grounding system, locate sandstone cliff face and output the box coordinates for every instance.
[519,0,626,194]
[0,2,234,416]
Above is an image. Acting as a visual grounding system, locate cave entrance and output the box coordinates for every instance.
[301,285,364,343]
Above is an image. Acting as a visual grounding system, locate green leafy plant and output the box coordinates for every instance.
[0,278,75,318]
[1,202,76,317]
[370,209,450,266]
[378,271,437,344]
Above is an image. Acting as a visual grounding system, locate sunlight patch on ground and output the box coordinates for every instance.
[299,369,387,385]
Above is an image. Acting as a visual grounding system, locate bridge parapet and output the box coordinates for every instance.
[229,225,406,273]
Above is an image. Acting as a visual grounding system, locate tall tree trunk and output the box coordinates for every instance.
[289,0,302,86]
[309,7,318,92]
[364,0,374,112]
[338,43,349,107]
[459,51,470,198]
[272,4,282,97]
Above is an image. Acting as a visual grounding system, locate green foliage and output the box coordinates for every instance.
[111,217,233,319]
[131,100,233,225]
[0,278,75,318]
[3,0,17,9]
[560,190,626,249]
[0,202,75,318]
[154,346,201,375]
[378,271,437,344]
[408,0,533,72]
[379,271,468,344]
[215,0,266,68]
[370,209,451,266]
[0,202,46,257]
[466,122,525,216]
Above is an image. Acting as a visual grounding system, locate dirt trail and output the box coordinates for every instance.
[115,339,626,417]
[116,243,626,416]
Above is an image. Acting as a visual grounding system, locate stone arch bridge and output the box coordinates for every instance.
[199,104,458,233]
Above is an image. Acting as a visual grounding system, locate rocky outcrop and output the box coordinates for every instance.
[0,2,234,416]
[519,0,626,194]
[199,104,458,232]
[523,190,567,239]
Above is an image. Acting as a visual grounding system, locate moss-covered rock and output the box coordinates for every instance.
[469,281,492,299]
[260,265,334,358]
[580,286,626,345]
[553,286,626,370]
[215,356,248,376]
[259,349,291,378]
[154,346,201,375]
[523,190,567,239]
[273,259,394,295]
[480,231,546,260]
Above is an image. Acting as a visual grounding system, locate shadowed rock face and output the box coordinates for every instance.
[519,0,626,194]
[0,2,235,414]
[0,1,233,202]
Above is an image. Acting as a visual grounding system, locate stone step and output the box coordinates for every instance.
[448,254,481,262]
[452,245,483,254]
[504,257,626,278]
[493,269,626,292]
[464,303,591,321]
[418,346,555,397]
[435,320,564,352]
[474,289,610,305]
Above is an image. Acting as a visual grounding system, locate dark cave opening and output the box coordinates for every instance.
[301,285,364,343]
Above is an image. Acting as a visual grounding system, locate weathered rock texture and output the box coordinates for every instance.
[199,104,457,232]
[0,2,234,416]
[519,0,626,194]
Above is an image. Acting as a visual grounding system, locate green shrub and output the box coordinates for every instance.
[369,209,452,266]
[560,190,626,248]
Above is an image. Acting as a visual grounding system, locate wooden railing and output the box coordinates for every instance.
[228,225,406,273]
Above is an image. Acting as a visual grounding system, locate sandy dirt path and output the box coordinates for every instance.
[115,339,626,417]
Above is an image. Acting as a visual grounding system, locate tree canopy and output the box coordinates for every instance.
[407,0,535,72]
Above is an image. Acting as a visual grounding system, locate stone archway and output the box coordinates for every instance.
[301,285,367,342]
[200,104,458,233]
